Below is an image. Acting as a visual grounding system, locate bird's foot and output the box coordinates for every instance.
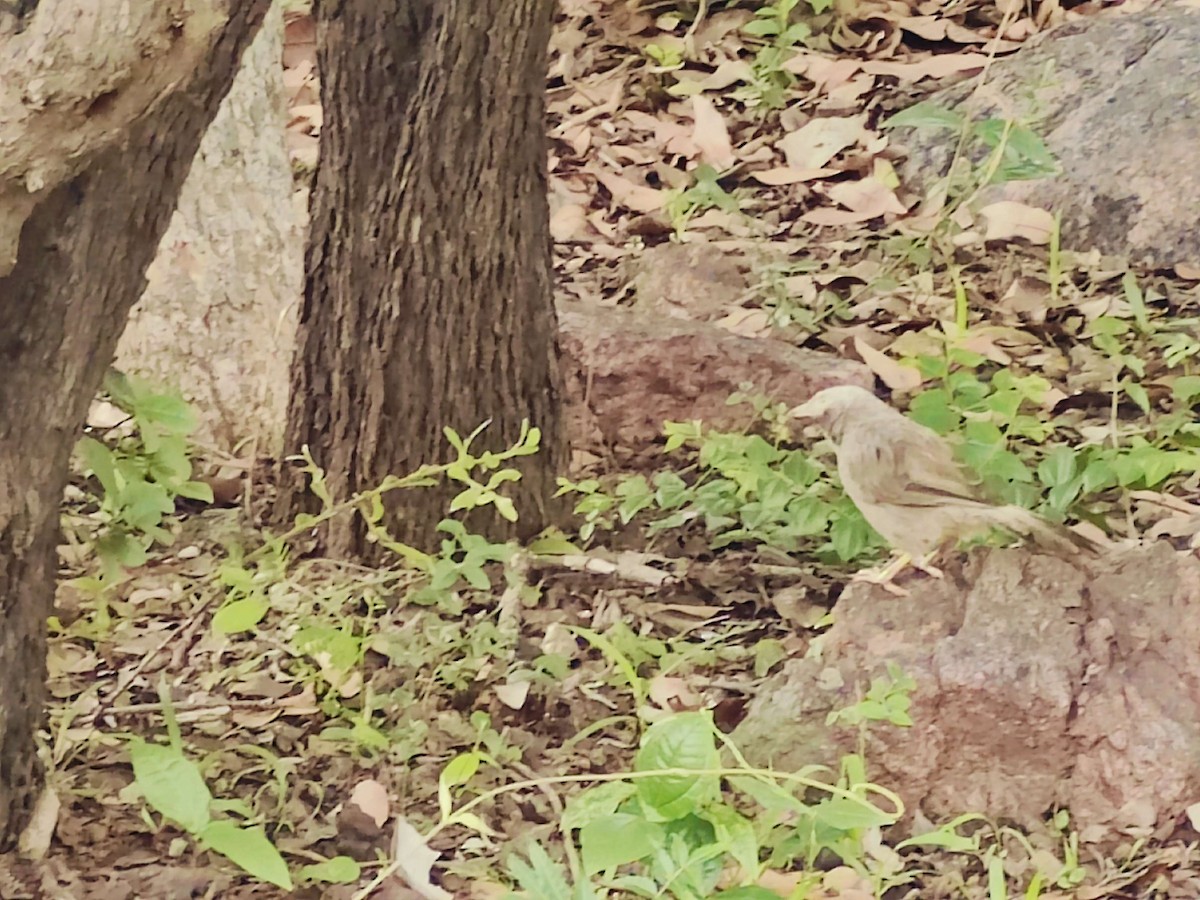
[851,552,943,596]
[851,553,913,596]
[912,552,944,579]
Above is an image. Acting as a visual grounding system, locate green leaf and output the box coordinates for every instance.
[1123,380,1150,413]
[200,820,293,890]
[908,390,960,433]
[753,639,787,677]
[743,19,781,37]
[985,389,1024,421]
[616,475,654,522]
[812,794,895,831]
[1037,447,1078,487]
[653,471,690,508]
[896,814,985,852]
[506,843,577,899]
[785,495,833,536]
[726,775,809,817]
[634,712,721,820]
[947,346,989,371]
[133,393,198,436]
[149,438,193,484]
[440,751,482,788]
[128,739,212,834]
[527,533,579,555]
[1000,124,1058,176]
[580,813,663,875]
[1172,375,1200,406]
[299,856,361,885]
[121,481,175,531]
[1045,478,1083,514]
[970,445,1034,486]
[1121,270,1149,333]
[176,480,214,503]
[702,805,760,882]
[829,507,878,561]
[883,101,964,131]
[212,596,269,635]
[97,531,148,571]
[562,781,639,833]
[1087,315,1131,338]
[1112,446,1176,487]
[78,437,120,497]
[1081,458,1116,493]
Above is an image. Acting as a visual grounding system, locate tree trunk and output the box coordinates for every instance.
[0,0,267,847]
[279,0,568,557]
[116,2,302,457]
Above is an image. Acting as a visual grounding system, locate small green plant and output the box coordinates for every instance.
[663,164,741,237]
[208,424,542,755]
[900,333,1200,524]
[828,662,916,729]
[882,101,1059,204]
[128,680,359,890]
[74,371,213,583]
[644,41,685,72]
[755,262,854,334]
[735,0,827,109]
[500,711,901,898]
[557,411,885,565]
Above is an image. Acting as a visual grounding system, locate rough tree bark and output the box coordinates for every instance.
[0,0,267,846]
[279,0,568,557]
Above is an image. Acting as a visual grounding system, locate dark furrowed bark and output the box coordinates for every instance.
[280,0,568,558]
[0,1,269,845]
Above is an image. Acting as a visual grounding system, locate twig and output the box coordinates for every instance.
[530,551,676,587]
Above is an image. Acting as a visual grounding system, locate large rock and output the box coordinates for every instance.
[893,8,1200,268]
[557,304,872,454]
[735,543,1200,843]
[116,5,301,456]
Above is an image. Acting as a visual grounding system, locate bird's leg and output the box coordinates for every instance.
[911,551,944,579]
[851,552,914,596]
[851,549,944,596]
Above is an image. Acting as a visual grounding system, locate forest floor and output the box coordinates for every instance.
[24,1,1200,898]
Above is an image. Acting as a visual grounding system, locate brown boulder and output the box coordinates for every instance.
[735,543,1200,843]
[557,304,872,455]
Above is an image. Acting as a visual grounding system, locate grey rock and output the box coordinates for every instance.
[894,8,1200,267]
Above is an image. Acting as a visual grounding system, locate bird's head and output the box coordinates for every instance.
[789,384,880,440]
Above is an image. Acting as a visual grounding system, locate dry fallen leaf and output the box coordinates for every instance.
[589,166,666,214]
[750,166,837,185]
[979,200,1055,244]
[550,202,591,242]
[777,115,867,169]
[997,275,1053,323]
[18,787,60,859]
[853,335,922,391]
[494,680,531,710]
[691,95,736,169]
[648,675,702,711]
[803,177,907,225]
[391,817,453,900]
[793,54,864,91]
[350,779,391,828]
[862,52,989,81]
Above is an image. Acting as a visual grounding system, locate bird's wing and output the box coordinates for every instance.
[840,419,986,508]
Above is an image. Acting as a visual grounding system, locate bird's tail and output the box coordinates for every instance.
[988,505,1103,556]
